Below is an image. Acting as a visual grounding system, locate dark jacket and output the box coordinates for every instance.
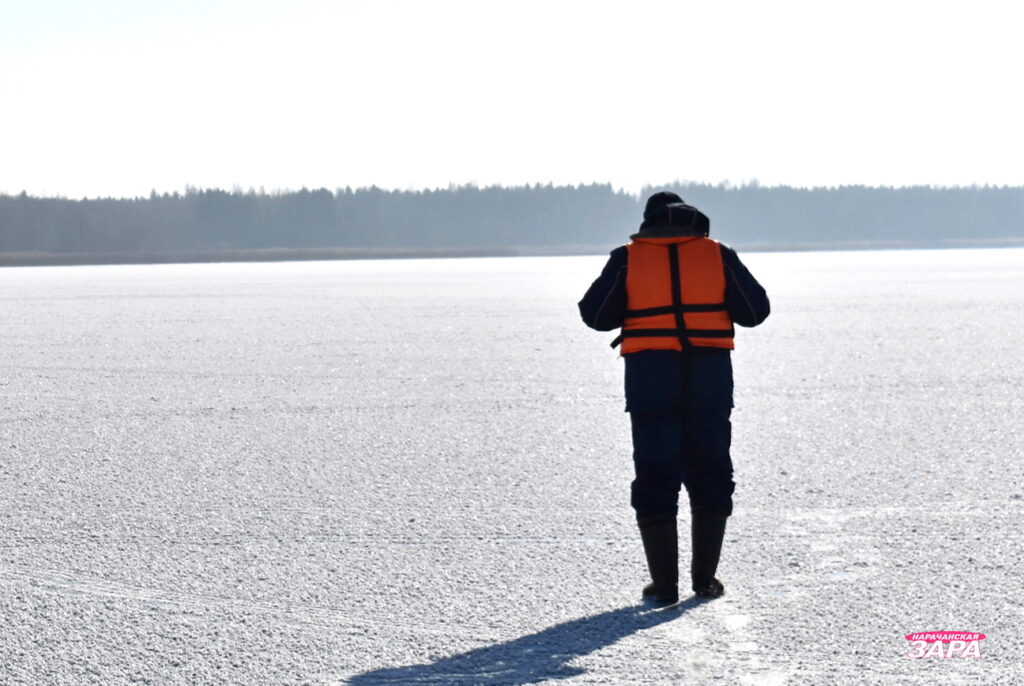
[579,241,770,416]
[578,242,770,334]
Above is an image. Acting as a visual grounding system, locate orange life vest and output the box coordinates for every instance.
[616,236,734,353]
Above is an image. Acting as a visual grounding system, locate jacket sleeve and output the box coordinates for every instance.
[720,244,770,327]
[578,246,628,331]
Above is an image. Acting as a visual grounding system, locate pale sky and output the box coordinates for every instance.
[2,0,1022,197]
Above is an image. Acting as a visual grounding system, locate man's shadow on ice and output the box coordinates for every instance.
[348,598,704,685]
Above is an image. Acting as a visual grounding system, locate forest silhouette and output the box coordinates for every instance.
[2,182,1022,265]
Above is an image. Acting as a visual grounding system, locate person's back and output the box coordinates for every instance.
[579,191,769,604]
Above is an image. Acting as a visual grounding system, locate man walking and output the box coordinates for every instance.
[579,191,770,605]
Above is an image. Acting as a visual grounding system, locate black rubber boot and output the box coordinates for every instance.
[637,514,679,606]
[690,507,728,598]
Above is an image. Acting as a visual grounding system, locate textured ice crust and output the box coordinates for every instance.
[1,249,1022,684]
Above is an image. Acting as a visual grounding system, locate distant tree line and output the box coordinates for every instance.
[1,182,1023,258]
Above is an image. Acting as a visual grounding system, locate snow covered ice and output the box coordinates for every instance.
[1,249,1022,684]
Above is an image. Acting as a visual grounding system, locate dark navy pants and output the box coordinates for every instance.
[625,349,736,518]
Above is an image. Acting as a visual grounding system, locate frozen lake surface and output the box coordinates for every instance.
[1,248,1022,685]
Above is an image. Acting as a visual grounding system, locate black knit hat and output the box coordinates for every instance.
[632,201,711,239]
[643,191,684,220]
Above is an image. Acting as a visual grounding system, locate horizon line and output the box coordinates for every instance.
[4,179,1024,201]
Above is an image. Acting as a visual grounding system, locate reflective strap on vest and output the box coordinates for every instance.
[625,303,729,317]
[610,327,734,348]
[667,243,690,350]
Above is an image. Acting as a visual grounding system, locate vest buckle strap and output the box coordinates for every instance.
[625,303,728,318]
[618,327,735,340]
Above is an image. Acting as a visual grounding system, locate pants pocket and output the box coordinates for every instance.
[624,351,685,414]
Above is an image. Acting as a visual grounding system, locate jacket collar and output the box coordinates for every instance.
[630,235,706,245]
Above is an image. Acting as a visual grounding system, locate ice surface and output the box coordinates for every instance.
[1,249,1022,684]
